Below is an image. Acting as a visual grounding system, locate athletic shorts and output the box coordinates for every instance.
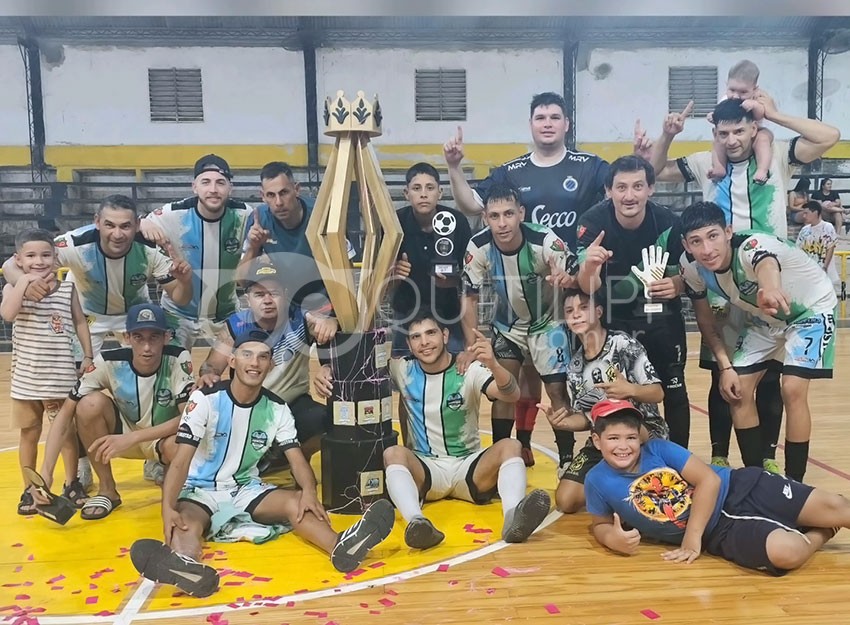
[491,323,569,382]
[71,313,127,357]
[416,449,495,504]
[559,439,602,483]
[108,397,162,461]
[698,296,749,370]
[178,481,278,519]
[164,312,227,352]
[705,467,813,575]
[11,398,64,429]
[732,311,836,379]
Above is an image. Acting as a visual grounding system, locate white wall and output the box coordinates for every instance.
[316,48,562,145]
[0,45,33,146]
[41,45,306,145]
[575,47,809,143]
[822,52,850,140]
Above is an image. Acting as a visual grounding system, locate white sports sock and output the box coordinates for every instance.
[497,456,527,518]
[385,464,424,522]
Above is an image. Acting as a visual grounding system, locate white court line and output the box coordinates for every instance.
[33,437,562,624]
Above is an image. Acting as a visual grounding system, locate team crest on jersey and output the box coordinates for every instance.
[224,238,240,254]
[562,176,578,192]
[129,273,147,287]
[84,363,96,374]
[738,280,758,296]
[153,208,163,216]
[55,236,68,248]
[280,348,295,362]
[525,273,540,285]
[250,430,269,451]
[464,252,473,265]
[181,361,193,375]
[156,389,173,406]
[446,392,464,411]
[186,400,197,413]
[550,239,565,252]
[743,238,758,251]
[49,313,64,334]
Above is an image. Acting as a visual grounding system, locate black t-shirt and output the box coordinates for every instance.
[811,190,842,205]
[475,150,609,249]
[391,204,472,324]
[576,199,684,325]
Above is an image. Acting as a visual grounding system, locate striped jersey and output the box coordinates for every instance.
[225,308,310,403]
[677,139,801,239]
[463,222,576,335]
[389,356,494,458]
[681,232,837,326]
[70,344,195,428]
[175,382,299,491]
[10,280,78,400]
[144,197,251,321]
[55,225,174,316]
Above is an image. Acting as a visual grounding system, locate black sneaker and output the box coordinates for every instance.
[502,489,551,543]
[130,539,220,598]
[404,516,445,550]
[331,499,395,573]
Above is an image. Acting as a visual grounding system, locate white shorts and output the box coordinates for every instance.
[417,449,494,504]
[164,312,227,351]
[491,322,569,382]
[178,481,278,518]
[732,312,836,379]
[72,313,127,357]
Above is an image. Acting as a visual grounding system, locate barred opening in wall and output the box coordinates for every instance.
[148,68,204,123]
[415,69,467,122]
[668,66,718,117]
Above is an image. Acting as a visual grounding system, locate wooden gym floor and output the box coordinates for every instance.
[1,330,850,625]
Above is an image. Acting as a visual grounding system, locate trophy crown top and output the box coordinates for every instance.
[323,90,383,137]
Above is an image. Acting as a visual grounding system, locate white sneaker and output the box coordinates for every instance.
[143,460,165,486]
[77,457,93,490]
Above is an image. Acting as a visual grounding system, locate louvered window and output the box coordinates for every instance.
[415,69,467,121]
[668,66,718,117]
[148,68,204,122]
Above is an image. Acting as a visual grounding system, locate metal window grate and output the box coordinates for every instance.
[148,68,204,123]
[415,69,467,121]
[668,66,718,117]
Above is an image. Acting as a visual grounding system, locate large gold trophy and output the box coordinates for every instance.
[307,91,402,513]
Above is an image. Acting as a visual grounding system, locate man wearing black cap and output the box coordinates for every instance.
[129,330,394,597]
[140,154,252,350]
[197,264,333,461]
[32,303,195,521]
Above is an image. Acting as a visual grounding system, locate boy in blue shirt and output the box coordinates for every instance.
[584,398,850,575]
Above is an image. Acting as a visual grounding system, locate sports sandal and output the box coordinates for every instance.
[17,489,37,516]
[62,479,88,509]
[130,539,220,598]
[80,495,122,520]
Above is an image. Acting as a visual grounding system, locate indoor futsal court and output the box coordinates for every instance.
[2,333,850,625]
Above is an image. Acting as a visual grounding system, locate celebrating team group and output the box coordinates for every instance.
[8,58,850,596]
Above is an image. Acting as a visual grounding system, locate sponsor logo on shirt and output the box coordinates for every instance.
[507,160,527,172]
[446,392,464,410]
[250,430,269,451]
[519,186,532,192]
[562,176,578,192]
[531,204,577,230]
[568,154,589,163]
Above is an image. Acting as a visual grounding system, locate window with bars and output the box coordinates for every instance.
[415,69,467,121]
[668,66,718,117]
[148,68,204,123]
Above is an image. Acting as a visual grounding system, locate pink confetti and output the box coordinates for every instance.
[294,589,308,594]
[304,611,327,617]
[486,588,496,595]
[368,561,385,569]
[94,611,115,617]
[286,601,296,607]
[491,566,510,578]
[386,589,398,596]
[88,584,98,590]
[11,543,23,548]
[71,590,81,594]
[359,603,369,608]
[85,596,98,605]
[378,598,395,607]
[473,539,488,544]
[343,568,366,579]
[13,596,29,601]
[252,577,271,583]
[545,604,560,615]
[50,587,62,591]
[641,609,661,620]
[46,576,65,584]
[233,571,253,578]
[437,563,450,572]
[369,610,381,615]
[26,555,33,562]
[448,580,459,586]
[13,567,22,574]
[2,584,21,588]
[223,581,244,587]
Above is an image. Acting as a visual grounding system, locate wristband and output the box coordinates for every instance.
[719,365,734,372]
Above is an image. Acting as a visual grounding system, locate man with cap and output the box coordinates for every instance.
[197,263,334,462]
[140,154,252,350]
[129,330,395,598]
[32,303,196,521]
[583,398,850,575]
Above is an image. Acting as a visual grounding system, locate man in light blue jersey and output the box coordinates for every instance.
[2,194,193,355]
[140,155,252,350]
[129,330,394,598]
[32,303,195,521]
[382,312,551,549]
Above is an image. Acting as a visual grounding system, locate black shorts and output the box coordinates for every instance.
[287,394,328,443]
[705,467,814,575]
[559,440,601,483]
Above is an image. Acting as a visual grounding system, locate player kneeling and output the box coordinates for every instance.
[130,330,393,597]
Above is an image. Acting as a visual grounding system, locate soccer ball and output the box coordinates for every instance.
[432,210,457,236]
